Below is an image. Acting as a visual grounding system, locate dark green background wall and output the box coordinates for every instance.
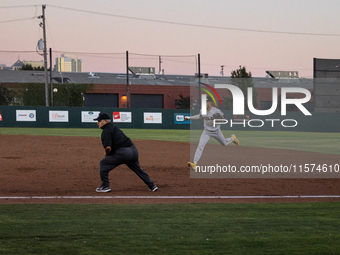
[0,106,190,129]
[0,106,339,132]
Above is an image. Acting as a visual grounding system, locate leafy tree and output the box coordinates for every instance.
[16,83,93,107]
[223,65,258,110]
[52,84,93,107]
[19,64,47,71]
[0,84,13,105]
[177,94,190,109]
[22,84,45,106]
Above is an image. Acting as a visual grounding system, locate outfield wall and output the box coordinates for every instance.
[0,106,190,129]
[0,106,339,132]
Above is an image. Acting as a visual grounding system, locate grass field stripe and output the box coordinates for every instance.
[1,195,340,199]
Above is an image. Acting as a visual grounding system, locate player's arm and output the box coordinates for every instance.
[102,128,113,157]
[184,113,201,120]
[104,146,112,156]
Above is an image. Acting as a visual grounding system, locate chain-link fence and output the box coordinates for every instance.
[0,82,93,107]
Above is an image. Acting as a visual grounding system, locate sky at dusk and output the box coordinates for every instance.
[1,0,340,77]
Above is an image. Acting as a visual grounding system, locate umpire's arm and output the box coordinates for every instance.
[104,146,111,156]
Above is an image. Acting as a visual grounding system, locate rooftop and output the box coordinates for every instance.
[0,70,314,88]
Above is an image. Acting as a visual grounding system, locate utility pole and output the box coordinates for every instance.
[198,53,201,110]
[40,5,49,106]
[159,56,162,74]
[126,51,130,108]
[50,48,53,106]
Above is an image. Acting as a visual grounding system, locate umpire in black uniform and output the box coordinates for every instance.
[94,112,158,193]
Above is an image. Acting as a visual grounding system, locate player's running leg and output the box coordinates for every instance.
[188,129,211,169]
[213,130,234,146]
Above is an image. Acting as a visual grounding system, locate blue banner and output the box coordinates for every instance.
[174,113,190,124]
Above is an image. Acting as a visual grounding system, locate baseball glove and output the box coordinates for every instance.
[212,113,224,119]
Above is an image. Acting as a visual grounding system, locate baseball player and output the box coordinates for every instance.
[94,112,158,193]
[185,96,239,170]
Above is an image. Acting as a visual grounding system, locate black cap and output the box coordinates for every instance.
[93,113,111,121]
[207,96,213,102]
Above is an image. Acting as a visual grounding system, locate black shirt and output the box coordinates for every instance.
[101,122,133,154]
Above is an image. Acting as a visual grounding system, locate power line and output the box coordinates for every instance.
[54,51,125,55]
[0,16,38,23]
[0,5,37,9]
[48,4,340,37]
[0,5,39,23]
[130,52,196,58]
[1,4,338,37]
[0,50,196,58]
[0,50,37,53]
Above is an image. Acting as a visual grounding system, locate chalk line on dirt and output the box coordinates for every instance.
[1,195,340,199]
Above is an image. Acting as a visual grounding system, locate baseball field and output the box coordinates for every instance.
[0,128,339,254]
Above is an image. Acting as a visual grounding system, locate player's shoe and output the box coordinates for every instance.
[96,186,111,193]
[187,162,196,170]
[231,134,239,146]
[148,185,158,192]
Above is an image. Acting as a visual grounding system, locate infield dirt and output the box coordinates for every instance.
[0,134,339,204]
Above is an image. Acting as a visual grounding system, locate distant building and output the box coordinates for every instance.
[54,54,83,72]
[266,70,299,79]
[0,70,314,110]
[10,59,45,70]
[0,64,10,70]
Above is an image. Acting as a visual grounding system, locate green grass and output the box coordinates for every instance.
[0,203,339,255]
[0,128,190,142]
[218,130,340,155]
[1,128,339,154]
[0,127,103,137]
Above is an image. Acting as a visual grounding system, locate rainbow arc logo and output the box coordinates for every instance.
[198,82,223,106]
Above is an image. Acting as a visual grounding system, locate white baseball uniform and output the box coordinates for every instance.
[189,107,234,164]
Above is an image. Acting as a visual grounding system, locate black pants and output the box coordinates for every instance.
[99,144,154,188]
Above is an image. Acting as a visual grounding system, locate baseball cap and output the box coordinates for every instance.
[207,96,213,102]
[93,113,111,121]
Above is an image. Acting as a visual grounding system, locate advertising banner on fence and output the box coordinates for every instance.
[144,112,162,124]
[81,111,100,123]
[113,112,132,123]
[49,111,69,122]
[0,110,2,121]
[174,113,190,124]
[16,110,36,122]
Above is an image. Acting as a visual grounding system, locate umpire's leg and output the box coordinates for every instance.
[125,144,155,188]
[100,155,123,188]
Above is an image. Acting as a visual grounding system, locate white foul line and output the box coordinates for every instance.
[0,195,340,199]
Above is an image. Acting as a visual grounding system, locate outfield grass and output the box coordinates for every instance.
[200,130,340,155]
[0,127,190,142]
[0,203,339,255]
[1,127,339,154]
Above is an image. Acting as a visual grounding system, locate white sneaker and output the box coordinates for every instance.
[96,186,111,193]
